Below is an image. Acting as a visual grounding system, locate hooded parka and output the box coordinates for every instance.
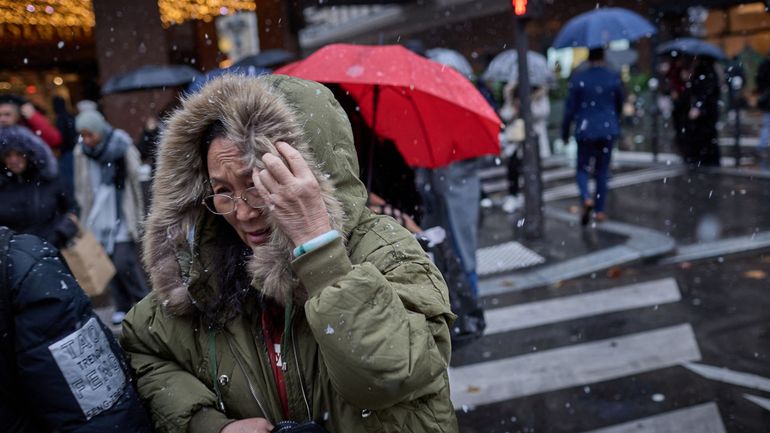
[120,75,458,433]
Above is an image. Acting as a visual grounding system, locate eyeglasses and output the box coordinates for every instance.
[202,187,269,216]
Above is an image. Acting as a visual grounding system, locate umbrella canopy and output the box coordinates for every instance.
[276,44,500,169]
[481,49,553,86]
[552,7,656,49]
[186,65,270,94]
[102,64,201,94]
[425,48,474,80]
[656,38,726,60]
[233,49,295,69]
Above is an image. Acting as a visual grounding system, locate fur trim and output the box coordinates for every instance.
[144,75,346,314]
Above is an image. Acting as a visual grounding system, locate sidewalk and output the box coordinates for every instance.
[477,158,770,298]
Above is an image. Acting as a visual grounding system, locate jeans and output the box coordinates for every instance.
[576,139,613,213]
[415,159,481,296]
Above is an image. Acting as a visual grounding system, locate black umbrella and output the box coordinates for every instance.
[102,64,202,94]
[656,38,726,60]
[233,49,295,69]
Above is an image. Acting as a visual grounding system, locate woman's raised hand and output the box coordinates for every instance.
[253,142,332,248]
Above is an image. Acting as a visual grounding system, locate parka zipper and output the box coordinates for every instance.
[289,317,313,421]
[225,334,274,425]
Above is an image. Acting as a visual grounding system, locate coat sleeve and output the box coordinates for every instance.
[295,219,455,410]
[7,233,152,433]
[24,111,62,149]
[120,295,236,433]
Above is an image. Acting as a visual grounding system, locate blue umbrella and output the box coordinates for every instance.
[552,7,656,49]
[102,64,201,94]
[185,65,270,94]
[656,38,726,60]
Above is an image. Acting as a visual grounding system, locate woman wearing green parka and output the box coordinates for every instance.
[120,75,458,433]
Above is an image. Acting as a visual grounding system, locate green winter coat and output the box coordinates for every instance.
[120,75,458,433]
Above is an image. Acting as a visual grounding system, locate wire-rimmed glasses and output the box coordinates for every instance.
[202,187,269,216]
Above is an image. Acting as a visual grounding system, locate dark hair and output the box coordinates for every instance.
[199,120,228,176]
[588,47,605,62]
[203,222,254,328]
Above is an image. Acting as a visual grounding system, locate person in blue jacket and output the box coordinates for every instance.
[0,226,152,433]
[562,47,624,225]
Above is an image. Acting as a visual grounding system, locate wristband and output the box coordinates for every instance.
[293,230,340,258]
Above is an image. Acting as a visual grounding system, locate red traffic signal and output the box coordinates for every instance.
[513,0,528,15]
[512,0,541,17]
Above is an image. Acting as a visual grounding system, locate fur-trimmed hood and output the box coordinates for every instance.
[144,75,368,315]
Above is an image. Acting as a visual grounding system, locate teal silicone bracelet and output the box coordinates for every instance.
[293,230,340,257]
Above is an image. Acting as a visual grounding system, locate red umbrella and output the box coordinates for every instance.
[275,44,501,169]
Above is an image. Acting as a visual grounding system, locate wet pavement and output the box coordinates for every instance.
[479,207,628,267]
[453,251,770,433]
[454,163,770,432]
[552,169,770,245]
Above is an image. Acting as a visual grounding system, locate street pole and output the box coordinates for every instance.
[513,14,544,240]
[730,74,743,166]
[650,33,660,163]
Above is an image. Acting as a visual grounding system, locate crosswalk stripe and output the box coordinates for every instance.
[450,324,701,408]
[744,394,770,412]
[580,402,726,433]
[683,363,770,393]
[484,278,680,335]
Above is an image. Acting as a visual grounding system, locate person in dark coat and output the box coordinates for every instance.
[0,226,153,432]
[53,96,78,195]
[562,47,624,225]
[683,57,722,167]
[0,125,79,247]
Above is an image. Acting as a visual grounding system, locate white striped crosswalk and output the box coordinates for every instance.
[450,277,742,431]
[450,323,701,408]
[483,277,680,335]
[580,403,726,433]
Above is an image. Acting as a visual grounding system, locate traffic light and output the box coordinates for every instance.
[511,0,542,18]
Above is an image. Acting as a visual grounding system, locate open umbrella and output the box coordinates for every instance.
[275,44,500,169]
[656,38,726,60]
[233,49,295,69]
[425,48,474,80]
[552,7,656,49]
[102,64,201,94]
[481,49,553,86]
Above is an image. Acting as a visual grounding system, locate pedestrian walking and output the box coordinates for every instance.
[73,110,148,325]
[562,47,624,225]
[499,82,551,213]
[0,125,79,247]
[683,57,722,167]
[0,226,152,433]
[756,52,770,168]
[120,75,458,433]
[0,95,62,150]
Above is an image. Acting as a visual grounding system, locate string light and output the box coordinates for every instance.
[0,0,256,42]
[0,1,94,42]
[157,0,255,27]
